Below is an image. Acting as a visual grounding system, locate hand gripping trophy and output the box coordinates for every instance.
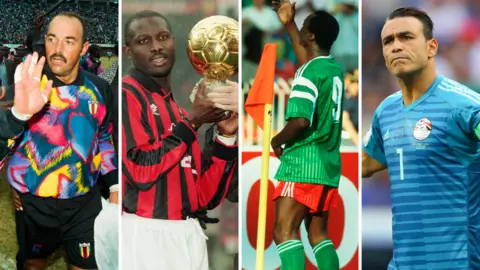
[187,15,239,116]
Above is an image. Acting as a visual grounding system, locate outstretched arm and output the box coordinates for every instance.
[273,0,308,65]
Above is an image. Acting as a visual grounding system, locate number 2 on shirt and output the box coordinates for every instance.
[396,148,404,180]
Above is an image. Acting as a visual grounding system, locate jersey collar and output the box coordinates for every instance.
[44,65,84,87]
[128,68,169,97]
[308,55,333,64]
[402,75,443,111]
[312,55,332,60]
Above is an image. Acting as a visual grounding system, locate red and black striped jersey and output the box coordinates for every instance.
[122,68,237,220]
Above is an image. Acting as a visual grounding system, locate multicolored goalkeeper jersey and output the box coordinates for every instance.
[3,68,117,199]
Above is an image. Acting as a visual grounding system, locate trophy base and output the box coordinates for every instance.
[190,78,227,103]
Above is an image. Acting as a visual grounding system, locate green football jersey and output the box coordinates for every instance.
[275,56,345,187]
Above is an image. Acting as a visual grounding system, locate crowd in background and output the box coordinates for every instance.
[0,44,118,88]
[0,0,118,44]
[242,0,359,146]
[362,1,480,268]
[0,0,119,90]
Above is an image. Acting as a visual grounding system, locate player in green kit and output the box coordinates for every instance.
[271,1,343,270]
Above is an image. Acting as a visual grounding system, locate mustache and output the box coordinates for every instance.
[49,53,67,63]
[149,52,168,62]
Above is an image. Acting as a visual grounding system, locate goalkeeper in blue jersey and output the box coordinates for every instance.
[363,6,480,270]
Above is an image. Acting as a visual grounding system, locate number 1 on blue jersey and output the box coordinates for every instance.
[396,148,404,180]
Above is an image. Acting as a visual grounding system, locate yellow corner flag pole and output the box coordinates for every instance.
[255,104,273,270]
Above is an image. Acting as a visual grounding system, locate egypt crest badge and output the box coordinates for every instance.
[413,118,432,140]
[88,100,99,116]
[79,242,91,259]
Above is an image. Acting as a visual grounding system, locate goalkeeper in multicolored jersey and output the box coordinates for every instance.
[271,1,344,269]
[0,12,118,270]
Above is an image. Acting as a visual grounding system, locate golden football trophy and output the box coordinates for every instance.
[187,15,239,103]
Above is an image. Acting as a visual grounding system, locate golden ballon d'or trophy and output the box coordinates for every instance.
[187,15,238,106]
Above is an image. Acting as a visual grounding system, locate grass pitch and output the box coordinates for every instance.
[0,171,66,269]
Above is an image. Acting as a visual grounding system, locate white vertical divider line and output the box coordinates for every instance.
[358,0,363,267]
[237,0,243,269]
[117,0,123,269]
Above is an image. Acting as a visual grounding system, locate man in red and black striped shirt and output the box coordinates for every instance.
[121,10,238,269]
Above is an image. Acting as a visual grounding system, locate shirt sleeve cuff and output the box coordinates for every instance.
[11,107,32,121]
[4,108,26,138]
[362,144,387,167]
[215,134,237,146]
[109,184,119,193]
[213,138,238,160]
[102,170,118,188]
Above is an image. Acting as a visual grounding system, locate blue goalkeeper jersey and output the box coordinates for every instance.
[363,75,480,269]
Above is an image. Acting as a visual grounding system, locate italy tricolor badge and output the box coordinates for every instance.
[79,242,91,259]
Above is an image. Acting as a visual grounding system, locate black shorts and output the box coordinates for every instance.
[15,187,101,269]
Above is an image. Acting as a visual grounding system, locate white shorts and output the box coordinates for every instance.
[94,199,119,270]
[122,213,209,270]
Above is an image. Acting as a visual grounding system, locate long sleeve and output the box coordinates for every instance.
[97,83,118,188]
[226,166,238,203]
[0,108,25,170]
[122,89,197,192]
[196,125,238,209]
[0,108,25,140]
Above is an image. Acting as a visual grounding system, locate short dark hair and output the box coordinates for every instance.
[307,10,340,51]
[386,7,434,40]
[51,12,87,43]
[124,10,171,46]
[88,44,102,58]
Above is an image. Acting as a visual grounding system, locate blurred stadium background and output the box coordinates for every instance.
[121,1,239,270]
[362,0,480,269]
[0,0,118,268]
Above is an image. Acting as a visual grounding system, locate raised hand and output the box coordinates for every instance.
[206,80,239,113]
[272,0,296,25]
[189,80,230,128]
[13,52,53,117]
